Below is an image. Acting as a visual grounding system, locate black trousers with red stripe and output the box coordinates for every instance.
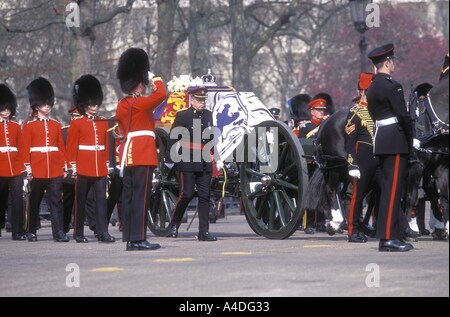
[348,144,381,236]
[121,166,154,242]
[171,171,212,234]
[27,177,64,236]
[73,175,108,237]
[0,175,24,234]
[376,154,408,240]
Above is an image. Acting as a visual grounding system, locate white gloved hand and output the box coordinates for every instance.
[216,160,224,172]
[71,162,77,176]
[25,164,32,178]
[148,71,155,79]
[349,169,361,179]
[413,138,421,150]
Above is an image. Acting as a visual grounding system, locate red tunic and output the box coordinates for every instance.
[20,118,66,178]
[0,119,23,177]
[115,78,167,168]
[66,115,110,177]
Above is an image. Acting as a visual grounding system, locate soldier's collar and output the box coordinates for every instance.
[0,118,10,123]
[86,114,96,120]
[37,117,50,122]
[311,118,322,126]
[358,101,368,107]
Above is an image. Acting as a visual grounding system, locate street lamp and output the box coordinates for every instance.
[349,0,372,72]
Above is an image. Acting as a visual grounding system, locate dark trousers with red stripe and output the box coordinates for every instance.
[171,171,212,234]
[73,175,108,237]
[27,177,64,236]
[121,166,154,242]
[0,175,24,234]
[376,154,408,240]
[348,144,381,236]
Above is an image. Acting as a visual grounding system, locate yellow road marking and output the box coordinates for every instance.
[303,245,332,249]
[154,258,194,263]
[91,267,124,272]
[222,252,252,255]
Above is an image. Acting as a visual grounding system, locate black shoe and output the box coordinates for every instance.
[167,222,179,238]
[75,235,89,243]
[198,232,217,242]
[405,227,420,238]
[304,227,316,235]
[126,240,161,251]
[97,232,116,243]
[27,233,38,242]
[379,239,414,252]
[348,232,368,243]
[419,228,431,236]
[359,222,376,238]
[12,232,27,241]
[54,231,70,242]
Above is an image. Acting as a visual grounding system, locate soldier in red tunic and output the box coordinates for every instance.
[66,75,115,243]
[115,48,167,251]
[20,77,69,242]
[0,84,26,240]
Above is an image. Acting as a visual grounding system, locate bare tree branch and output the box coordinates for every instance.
[91,0,136,27]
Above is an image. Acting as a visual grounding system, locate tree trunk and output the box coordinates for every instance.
[154,0,178,80]
[189,0,211,77]
[69,1,94,83]
[230,0,252,92]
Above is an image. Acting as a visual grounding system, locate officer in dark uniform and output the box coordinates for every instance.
[345,72,378,243]
[167,86,217,241]
[367,43,416,252]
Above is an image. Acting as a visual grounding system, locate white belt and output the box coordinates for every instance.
[120,130,155,177]
[79,145,106,151]
[376,117,398,128]
[30,146,59,153]
[0,146,18,153]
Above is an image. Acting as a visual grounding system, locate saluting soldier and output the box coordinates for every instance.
[115,48,167,251]
[20,77,69,242]
[345,72,378,243]
[0,84,26,240]
[167,86,218,242]
[66,75,115,243]
[366,43,419,252]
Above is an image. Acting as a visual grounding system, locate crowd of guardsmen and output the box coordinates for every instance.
[1,45,448,252]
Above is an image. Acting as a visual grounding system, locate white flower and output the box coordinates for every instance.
[167,75,204,93]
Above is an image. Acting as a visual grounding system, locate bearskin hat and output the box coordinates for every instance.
[0,84,17,117]
[73,74,103,115]
[117,48,150,94]
[313,92,334,115]
[289,94,311,121]
[26,77,55,110]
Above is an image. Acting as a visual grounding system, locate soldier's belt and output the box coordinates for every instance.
[128,130,155,138]
[0,146,18,153]
[376,117,398,128]
[30,146,59,153]
[78,145,106,151]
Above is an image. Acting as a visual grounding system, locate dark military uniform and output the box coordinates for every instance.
[168,104,215,237]
[345,99,380,240]
[367,44,413,249]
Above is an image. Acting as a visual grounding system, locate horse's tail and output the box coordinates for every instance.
[303,168,330,212]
